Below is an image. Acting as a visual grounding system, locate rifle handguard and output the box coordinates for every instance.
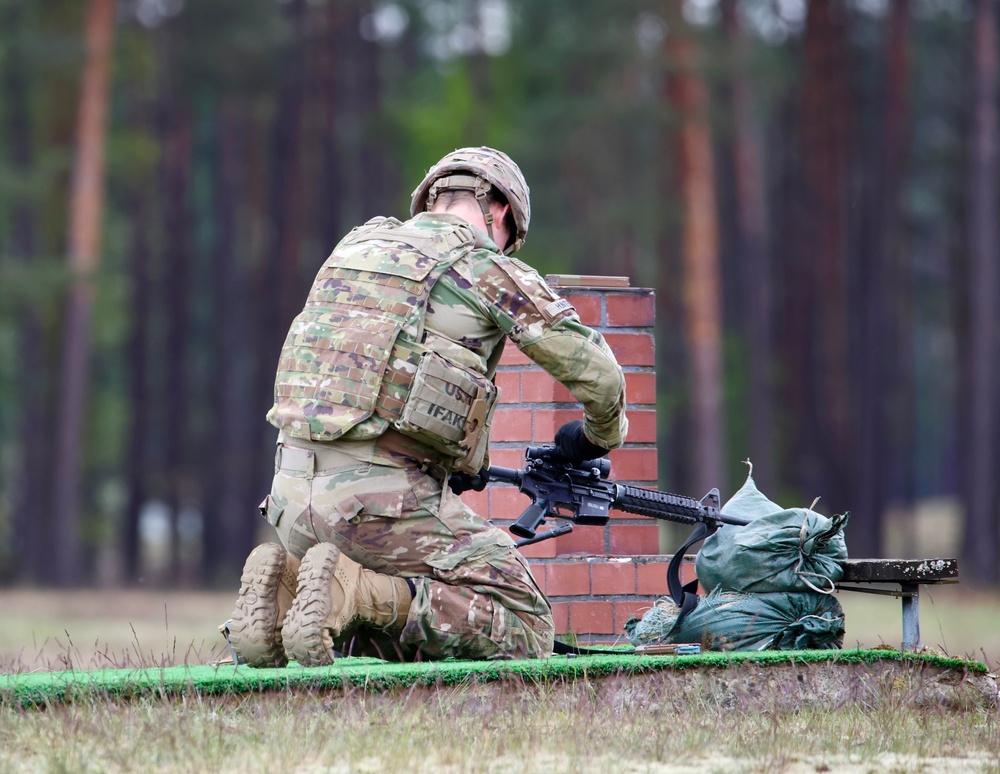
[612,485,706,524]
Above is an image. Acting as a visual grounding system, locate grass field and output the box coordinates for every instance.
[1,676,997,773]
[0,585,997,773]
[1,583,998,672]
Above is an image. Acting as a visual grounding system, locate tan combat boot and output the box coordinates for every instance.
[226,543,300,668]
[281,543,412,667]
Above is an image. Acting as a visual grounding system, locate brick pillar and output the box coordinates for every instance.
[460,278,696,643]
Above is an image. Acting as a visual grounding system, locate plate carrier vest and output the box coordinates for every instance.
[271,217,500,474]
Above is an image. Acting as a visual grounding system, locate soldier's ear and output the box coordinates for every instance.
[491,202,513,248]
[490,201,510,220]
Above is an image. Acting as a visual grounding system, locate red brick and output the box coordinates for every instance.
[489,486,532,521]
[521,371,576,403]
[624,372,657,405]
[603,333,655,366]
[568,600,615,634]
[531,409,585,442]
[499,348,531,366]
[608,448,658,481]
[525,559,550,589]
[635,556,699,594]
[546,562,591,596]
[490,408,533,442]
[514,534,556,560]
[562,294,602,326]
[591,560,637,595]
[623,410,657,443]
[495,372,521,403]
[554,525,605,556]
[486,449,526,468]
[637,560,672,595]
[607,292,655,327]
[551,601,570,634]
[609,524,661,555]
[615,599,655,633]
[460,488,489,515]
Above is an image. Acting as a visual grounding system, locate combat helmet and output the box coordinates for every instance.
[411,147,530,255]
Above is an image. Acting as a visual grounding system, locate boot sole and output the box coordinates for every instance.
[228,543,289,668]
[282,543,343,667]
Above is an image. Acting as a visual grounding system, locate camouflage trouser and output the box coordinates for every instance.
[260,436,554,661]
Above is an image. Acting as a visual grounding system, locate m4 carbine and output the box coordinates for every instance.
[457,445,749,548]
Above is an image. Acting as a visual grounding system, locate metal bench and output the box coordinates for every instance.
[837,558,959,651]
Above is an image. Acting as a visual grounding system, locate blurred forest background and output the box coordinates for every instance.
[1,0,999,589]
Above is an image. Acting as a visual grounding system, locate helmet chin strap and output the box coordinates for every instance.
[427,174,500,248]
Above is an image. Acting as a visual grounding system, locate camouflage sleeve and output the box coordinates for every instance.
[469,252,628,450]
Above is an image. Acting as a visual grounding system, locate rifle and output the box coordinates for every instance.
[452,445,750,639]
[468,445,748,547]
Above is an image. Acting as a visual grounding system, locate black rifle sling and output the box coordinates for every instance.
[666,521,717,630]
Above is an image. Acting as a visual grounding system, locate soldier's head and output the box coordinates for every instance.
[411,147,530,255]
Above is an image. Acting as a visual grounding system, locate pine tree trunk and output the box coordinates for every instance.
[963,0,1000,583]
[855,0,913,557]
[123,190,150,584]
[725,5,775,494]
[51,0,115,585]
[318,2,345,250]
[163,108,194,585]
[667,29,725,496]
[252,0,308,502]
[201,99,258,584]
[885,0,917,532]
[799,0,853,518]
[3,0,48,582]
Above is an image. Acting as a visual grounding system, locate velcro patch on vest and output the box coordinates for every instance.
[542,298,575,321]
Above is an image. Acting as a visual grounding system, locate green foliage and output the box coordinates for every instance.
[501,0,670,276]
[0,259,71,314]
[388,62,484,205]
[104,128,161,190]
[144,0,294,98]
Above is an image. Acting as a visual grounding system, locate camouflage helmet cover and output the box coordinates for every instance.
[411,147,531,254]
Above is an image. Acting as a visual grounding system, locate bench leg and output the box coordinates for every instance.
[901,583,920,651]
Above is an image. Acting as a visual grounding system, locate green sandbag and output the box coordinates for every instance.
[696,473,849,594]
[665,587,846,651]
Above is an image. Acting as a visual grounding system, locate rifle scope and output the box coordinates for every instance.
[525,445,611,478]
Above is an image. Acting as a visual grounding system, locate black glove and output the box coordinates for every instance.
[554,419,608,463]
[448,469,489,495]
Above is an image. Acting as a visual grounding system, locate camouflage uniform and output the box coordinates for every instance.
[262,435,552,659]
[262,166,627,662]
